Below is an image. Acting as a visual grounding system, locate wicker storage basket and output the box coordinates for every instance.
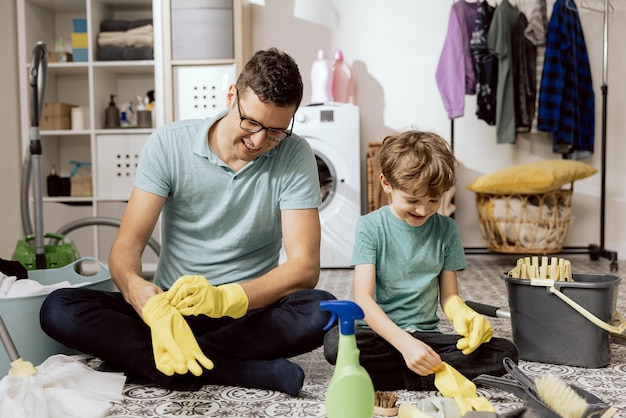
[475,183,573,254]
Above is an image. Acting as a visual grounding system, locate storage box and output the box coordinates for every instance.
[503,273,620,367]
[42,102,74,117]
[47,50,72,62]
[71,32,88,48]
[171,0,234,60]
[96,134,148,199]
[73,17,87,33]
[70,176,92,197]
[72,48,89,62]
[0,258,116,376]
[41,116,71,130]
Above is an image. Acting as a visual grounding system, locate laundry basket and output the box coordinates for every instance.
[0,257,116,375]
[475,184,573,254]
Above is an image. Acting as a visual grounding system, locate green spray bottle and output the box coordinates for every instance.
[321,300,375,418]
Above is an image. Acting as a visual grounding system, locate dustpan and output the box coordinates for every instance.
[0,313,126,418]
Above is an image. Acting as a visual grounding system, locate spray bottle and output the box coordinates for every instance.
[321,300,375,418]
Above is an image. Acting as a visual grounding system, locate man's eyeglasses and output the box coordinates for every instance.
[236,89,294,142]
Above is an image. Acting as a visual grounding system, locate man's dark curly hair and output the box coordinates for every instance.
[235,47,303,108]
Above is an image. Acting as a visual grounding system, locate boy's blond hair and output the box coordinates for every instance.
[379,130,456,197]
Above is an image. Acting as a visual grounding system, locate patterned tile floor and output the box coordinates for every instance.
[102,254,626,417]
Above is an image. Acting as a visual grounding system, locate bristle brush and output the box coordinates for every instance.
[534,374,618,418]
[373,391,399,416]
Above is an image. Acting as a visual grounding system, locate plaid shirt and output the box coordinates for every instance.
[537,0,594,156]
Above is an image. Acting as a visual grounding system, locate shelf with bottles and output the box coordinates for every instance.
[92,65,156,131]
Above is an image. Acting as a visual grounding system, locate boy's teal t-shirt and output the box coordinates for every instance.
[351,206,467,331]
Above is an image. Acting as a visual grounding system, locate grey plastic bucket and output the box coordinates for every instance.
[503,273,620,368]
[0,257,116,376]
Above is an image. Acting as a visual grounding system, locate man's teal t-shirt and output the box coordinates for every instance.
[351,206,467,332]
[134,112,321,288]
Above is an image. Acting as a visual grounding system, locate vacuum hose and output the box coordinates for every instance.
[54,217,161,256]
[29,42,48,269]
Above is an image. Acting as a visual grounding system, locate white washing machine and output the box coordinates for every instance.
[294,103,362,268]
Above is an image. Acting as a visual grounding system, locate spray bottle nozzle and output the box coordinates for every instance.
[320,300,364,335]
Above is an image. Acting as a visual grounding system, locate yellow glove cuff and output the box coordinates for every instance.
[219,283,249,318]
[443,295,465,321]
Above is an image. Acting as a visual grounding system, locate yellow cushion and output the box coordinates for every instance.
[466,160,597,194]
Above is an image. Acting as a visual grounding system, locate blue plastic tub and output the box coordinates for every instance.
[72,48,88,62]
[73,18,87,33]
[0,257,116,376]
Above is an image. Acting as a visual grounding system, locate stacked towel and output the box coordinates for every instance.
[98,24,153,48]
[97,19,154,61]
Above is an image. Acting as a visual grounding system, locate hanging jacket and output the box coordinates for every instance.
[488,0,520,144]
[436,0,480,119]
[537,0,594,157]
[523,0,549,132]
[511,12,536,133]
[470,1,497,126]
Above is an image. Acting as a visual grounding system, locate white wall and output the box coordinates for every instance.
[0,0,23,259]
[250,0,626,259]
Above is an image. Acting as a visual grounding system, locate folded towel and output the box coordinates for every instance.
[98,25,153,48]
[0,279,89,298]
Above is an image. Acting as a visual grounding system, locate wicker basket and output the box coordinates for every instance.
[475,183,573,254]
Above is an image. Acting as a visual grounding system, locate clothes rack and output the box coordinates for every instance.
[457,0,618,271]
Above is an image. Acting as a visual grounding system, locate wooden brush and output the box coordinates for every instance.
[373,390,399,416]
[534,374,617,418]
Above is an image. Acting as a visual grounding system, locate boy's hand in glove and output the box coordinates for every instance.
[166,275,249,319]
[443,295,492,355]
[142,293,214,376]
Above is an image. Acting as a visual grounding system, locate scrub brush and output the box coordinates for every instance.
[373,391,399,416]
[534,374,618,418]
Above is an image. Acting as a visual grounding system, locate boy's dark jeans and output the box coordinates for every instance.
[324,325,519,391]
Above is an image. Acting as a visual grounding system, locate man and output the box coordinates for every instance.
[41,48,335,396]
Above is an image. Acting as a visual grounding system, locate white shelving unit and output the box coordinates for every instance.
[16,0,162,263]
[157,0,250,123]
[16,0,249,264]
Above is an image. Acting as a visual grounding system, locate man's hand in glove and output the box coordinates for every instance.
[166,275,249,319]
[142,292,214,376]
[443,295,492,355]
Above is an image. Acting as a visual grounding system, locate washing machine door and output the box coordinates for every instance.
[304,136,360,268]
[316,153,335,211]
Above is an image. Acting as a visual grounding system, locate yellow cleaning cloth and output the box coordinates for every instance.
[434,362,495,413]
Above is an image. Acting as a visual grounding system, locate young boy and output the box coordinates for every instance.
[324,130,518,390]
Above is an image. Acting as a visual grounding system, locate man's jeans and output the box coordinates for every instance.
[41,287,335,390]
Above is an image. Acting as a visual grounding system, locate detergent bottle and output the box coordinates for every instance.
[331,50,355,104]
[320,300,374,418]
[310,49,333,104]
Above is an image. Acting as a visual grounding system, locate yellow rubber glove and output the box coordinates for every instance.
[443,295,493,355]
[435,362,495,413]
[142,293,214,376]
[166,275,249,319]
